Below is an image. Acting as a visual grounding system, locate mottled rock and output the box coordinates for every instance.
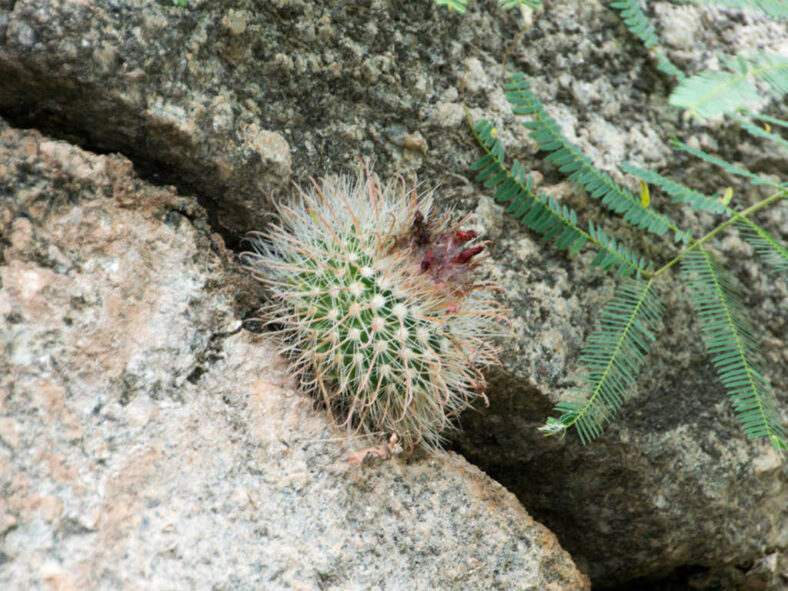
[1,0,786,587]
[0,121,589,590]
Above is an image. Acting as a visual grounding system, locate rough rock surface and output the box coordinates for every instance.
[0,121,590,590]
[1,0,786,588]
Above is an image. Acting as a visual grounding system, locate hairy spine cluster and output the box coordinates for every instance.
[245,167,506,450]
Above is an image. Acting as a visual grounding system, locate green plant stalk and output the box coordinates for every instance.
[653,189,787,279]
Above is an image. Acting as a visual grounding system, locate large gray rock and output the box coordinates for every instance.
[0,121,590,590]
[1,0,786,587]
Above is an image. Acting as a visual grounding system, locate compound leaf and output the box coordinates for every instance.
[546,277,663,444]
[670,52,788,120]
[681,249,787,451]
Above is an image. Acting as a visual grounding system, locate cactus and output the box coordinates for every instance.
[244,166,507,451]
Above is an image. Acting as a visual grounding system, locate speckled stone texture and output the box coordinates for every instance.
[0,121,590,591]
[1,0,786,588]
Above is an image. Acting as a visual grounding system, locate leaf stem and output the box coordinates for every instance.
[653,189,787,279]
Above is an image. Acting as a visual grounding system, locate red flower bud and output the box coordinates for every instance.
[453,230,477,245]
[452,245,484,265]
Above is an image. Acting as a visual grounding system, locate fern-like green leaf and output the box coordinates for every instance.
[610,0,685,80]
[587,220,650,275]
[434,0,542,13]
[735,115,788,155]
[743,111,788,129]
[681,249,787,451]
[670,138,786,189]
[620,162,726,215]
[669,52,788,120]
[472,120,651,276]
[683,0,788,18]
[504,72,692,243]
[548,278,663,444]
[735,217,788,273]
[620,162,787,270]
[498,0,543,9]
[434,0,469,13]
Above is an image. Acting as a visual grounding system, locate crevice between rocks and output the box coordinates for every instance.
[0,64,254,248]
[0,106,768,591]
[185,323,245,386]
[1,102,241,251]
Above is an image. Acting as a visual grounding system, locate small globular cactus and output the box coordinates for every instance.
[244,166,507,451]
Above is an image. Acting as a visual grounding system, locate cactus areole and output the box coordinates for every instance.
[244,166,506,451]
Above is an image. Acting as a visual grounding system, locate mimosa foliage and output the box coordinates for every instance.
[670,52,788,121]
[434,0,542,15]
[681,250,787,450]
[472,70,787,454]
[609,0,685,81]
[472,121,650,277]
[502,73,693,244]
[543,278,663,445]
[735,218,788,273]
[611,0,787,120]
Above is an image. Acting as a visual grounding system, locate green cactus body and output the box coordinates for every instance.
[245,167,506,450]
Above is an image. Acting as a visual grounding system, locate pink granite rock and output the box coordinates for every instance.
[0,121,589,591]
